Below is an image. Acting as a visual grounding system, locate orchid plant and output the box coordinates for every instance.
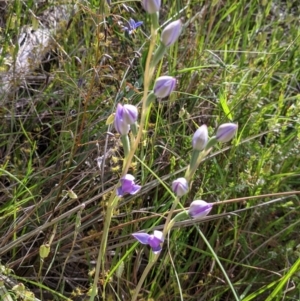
[89,1,238,301]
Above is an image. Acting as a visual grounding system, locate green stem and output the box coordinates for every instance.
[163,196,180,237]
[89,193,118,301]
[121,135,130,158]
[196,229,240,301]
[168,210,189,231]
[91,18,159,301]
[205,136,218,150]
[185,147,213,182]
[131,198,185,300]
[151,43,166,67]
[131,253,159,301]
[122,23,158,176]
[130,122,138,136]
[189,149,200,171]
[146,91,156,107]
[185,136,219,181]
[150,12,159,30]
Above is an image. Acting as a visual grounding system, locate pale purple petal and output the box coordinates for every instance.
[128,18,135,29]
[122,174,135,182]
[129,184,141,195]
[117,174,141,196]
[132,232,150,245]
[148,234,163,253]
[123,104,138,124]
[153,230,164,242]
[116,187,124,197]
[133,230,164,253]
[121,179,135,193]
[141,0,161,13]
[114,104,130,135]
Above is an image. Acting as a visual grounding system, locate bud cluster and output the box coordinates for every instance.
[112,0,238,255]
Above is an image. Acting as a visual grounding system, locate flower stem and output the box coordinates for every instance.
[121,135,130,158]
[131,253,159,301]
[163,196,180,237]
[89,193,118,301]
[185,147,212,182]
[122,24,158,176]
[132,196,182,300]
[151,43,166,67]
[91,21,159,301]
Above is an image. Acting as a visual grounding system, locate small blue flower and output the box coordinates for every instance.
[132,230,164,254]
[117,174,141,197]
[122,18,143,35]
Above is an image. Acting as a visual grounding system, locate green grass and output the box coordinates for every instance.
[0,0,300,300]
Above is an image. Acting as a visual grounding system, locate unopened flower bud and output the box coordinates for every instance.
[122,104,138,124]
[216,123,238,143]
[192,125,208,151]
[114,116,129,135]
[141,0,161,13]
[172,177,189,197]
[114,103,138,135]
[153,76,176,98]
[188,200,213,219]
[161,19,182,47]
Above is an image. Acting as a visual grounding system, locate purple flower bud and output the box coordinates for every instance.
[141,0,161,14]
[188,200,213,219]
[172,177,189,197]
[114,104,130,135]
[161,19,182,47]
[153,76,176,98]
[117,174,141,197]
[216,123,238,143]
[122,104,138,124]
[114,103,138,135]
[192,125,208,151]
[132,230,164,253]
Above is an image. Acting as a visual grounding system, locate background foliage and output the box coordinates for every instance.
[0,0,300,300]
